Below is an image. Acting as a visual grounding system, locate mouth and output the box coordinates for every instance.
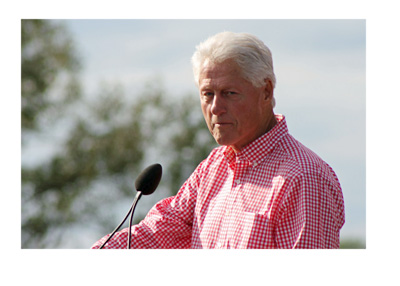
[213,122,232,128]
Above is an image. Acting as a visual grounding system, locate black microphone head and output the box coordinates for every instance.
[134,163,162,195]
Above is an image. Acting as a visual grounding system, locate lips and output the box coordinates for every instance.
[211,117,233,128]
[214,122,232,128]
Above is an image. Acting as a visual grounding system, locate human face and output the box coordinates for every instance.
[199,59,276,152]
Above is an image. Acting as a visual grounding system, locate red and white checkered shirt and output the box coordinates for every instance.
[92,114,345,249]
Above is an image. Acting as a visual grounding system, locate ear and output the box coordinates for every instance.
[263,79,274,102]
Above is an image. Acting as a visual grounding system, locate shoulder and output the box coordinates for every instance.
[279,134,341,188]
[276,135,344,223]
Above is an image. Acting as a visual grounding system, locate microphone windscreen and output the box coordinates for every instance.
[134,163,162,195]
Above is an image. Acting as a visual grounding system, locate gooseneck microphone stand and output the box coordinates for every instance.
[127,191,142,249]
[99,164,162,249]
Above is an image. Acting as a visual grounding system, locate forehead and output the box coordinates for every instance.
[198,59,244,88]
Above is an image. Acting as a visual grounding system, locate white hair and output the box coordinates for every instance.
[191,31,276,107]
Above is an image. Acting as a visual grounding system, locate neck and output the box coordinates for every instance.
[265,112,277,134]
[231,113,278,153]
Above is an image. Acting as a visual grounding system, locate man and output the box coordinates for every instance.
[92,31,345,249]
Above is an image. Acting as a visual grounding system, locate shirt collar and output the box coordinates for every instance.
[223,114,288,166]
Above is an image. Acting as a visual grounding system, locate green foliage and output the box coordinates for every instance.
[22,82,216,248]
[21,28,217,247]
[21,19,80,131]
[340,239,366,249]
[20,20,216,248]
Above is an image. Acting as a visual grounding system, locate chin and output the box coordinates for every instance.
[215,138,234,147]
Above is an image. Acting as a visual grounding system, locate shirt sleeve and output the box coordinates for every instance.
[91,167,200,249]
[275,171,345,249]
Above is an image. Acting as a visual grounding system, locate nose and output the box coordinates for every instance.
[210,94,226,116]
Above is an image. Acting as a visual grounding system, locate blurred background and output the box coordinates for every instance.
[21,19,365,249]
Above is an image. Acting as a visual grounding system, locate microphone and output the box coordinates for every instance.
[135,163,162,195]
[99,164,162,249]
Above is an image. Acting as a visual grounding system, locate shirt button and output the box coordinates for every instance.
[235,179,241,185]
[253,161,258,167]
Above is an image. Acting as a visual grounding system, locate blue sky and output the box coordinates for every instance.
[60,19,366,243]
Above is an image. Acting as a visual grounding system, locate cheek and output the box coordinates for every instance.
[200,104,212,124]
[236,107,260,129]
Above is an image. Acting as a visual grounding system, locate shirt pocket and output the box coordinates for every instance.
[231,212,275,248]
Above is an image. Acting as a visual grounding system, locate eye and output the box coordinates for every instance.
[201,91,214,101]
[223,90,240,99]
[222,90,238,96]
[221,90,241,102]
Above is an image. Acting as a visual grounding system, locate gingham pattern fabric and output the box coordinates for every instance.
[92,114,345,249]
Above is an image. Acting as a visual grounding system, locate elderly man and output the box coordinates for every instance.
[92,31,345,249]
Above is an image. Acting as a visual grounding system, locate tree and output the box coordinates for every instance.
[21,20,217,247]
[21,19,80,132]
[22,83,216,248]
